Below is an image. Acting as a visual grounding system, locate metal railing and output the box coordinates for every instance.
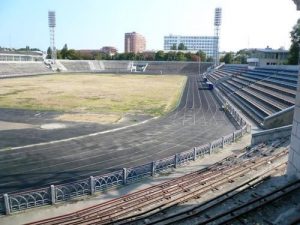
[0,89,250,215]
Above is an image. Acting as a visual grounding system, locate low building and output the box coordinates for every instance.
[100,46,118,56]
[247,47,289,67]
[0,51,44,61]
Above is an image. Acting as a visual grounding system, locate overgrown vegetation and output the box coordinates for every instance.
[46,43,212,62]
[0,74,187,122]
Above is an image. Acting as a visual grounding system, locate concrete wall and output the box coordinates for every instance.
[251,125,292,145]
[287,67,300,179]
[260,65,298,71]
[263,106,294,129]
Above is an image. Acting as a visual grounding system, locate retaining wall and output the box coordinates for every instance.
[263,106,294,129]
[251,125,292,145]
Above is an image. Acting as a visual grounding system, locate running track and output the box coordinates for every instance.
[0,75,235,194]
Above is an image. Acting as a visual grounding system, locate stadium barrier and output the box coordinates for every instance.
[251,125,292,145]
[0,77,251,216]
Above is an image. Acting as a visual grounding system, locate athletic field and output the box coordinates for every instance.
[0,74,186,123]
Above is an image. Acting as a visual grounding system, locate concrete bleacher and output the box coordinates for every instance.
[59,60,91,72]
[56,60,212,75]
[208,64,298,128]
[0,62,52,78]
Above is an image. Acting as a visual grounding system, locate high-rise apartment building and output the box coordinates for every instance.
[124,32,146,53]
[164,35,217,57]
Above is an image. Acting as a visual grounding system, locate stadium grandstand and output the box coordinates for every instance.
[0,51,44,61]
[207,64,298,128]
[0,60,210,78]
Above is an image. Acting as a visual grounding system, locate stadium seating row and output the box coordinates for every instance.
[207,65,297,127]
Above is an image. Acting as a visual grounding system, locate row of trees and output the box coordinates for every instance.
[47,44,212,62]
[46,19,300,64]
[220,49,250,64]
[0,46,41,52]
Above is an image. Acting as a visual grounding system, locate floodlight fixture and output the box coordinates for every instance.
[48,11,56,62]
[214,7,222,26]
[213,7,222,67]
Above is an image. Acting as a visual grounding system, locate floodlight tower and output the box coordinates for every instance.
[213,7,222,67]
[48,11,56,62]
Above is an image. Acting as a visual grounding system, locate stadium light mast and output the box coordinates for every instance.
[48,11,56,62]
[213,7,222,67]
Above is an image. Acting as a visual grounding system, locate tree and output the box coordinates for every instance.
[178,43,187,50]
[170,44,177,50]
[155,51,165,61]
[220,52,234,64]
[46,47,52,59]
[184,52,193,61]
[288,19,300,65]
[66,49,80,60]
[196,50,206,62]
[234,49,250,64]
[127,52,136,60]
[206,56,213,62]
[176,51,186,61]
[166,51,177,61]
[61,44,68,59]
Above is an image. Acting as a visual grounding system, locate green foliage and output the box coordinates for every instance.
[234,49,249,64]
[61,44,68,59]
[165,51,177,61]
[46,47,52,59]
[288,19,300,65]
[170,44,177,50]
[196,50,206,62]
[178,43,187,50]
[220,52,234,64]
[51,44,212,62]
[16,46,41,51]
[288,42,299,65]
[176,51,186,61]
[206,57,213,62]
[155,51,165,61]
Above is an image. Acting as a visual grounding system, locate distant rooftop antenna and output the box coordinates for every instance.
[48,11,56,62]
[214,7,222,66]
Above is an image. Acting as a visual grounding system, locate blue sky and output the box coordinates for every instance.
[0,0,299,52]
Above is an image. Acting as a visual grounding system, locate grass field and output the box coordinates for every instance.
[0,74,186,123]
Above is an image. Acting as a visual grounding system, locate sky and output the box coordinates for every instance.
[0,0,299,53]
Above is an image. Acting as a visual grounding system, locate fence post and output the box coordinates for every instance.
[3,194,10,215]
[123,168,127,185]
[151,161,156,176]
[209,142,213,154]
[175,154,179,168]
[222,137,225,148]
[50,185,56,205]
[233,131,236,142]
[247,124,251,133]
[90,176,95,195]
[193,147,197,161]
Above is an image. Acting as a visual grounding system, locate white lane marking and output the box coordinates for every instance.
[0,117,158,151]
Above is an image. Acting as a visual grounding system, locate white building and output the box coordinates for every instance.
[0,51,44,61]
[164,35,217,57]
